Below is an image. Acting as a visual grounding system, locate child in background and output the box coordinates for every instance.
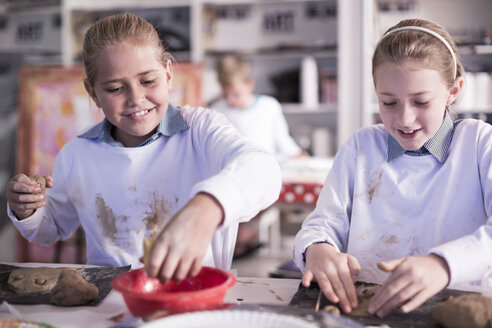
[6,13,282,283]
[293,18,492,317]
[211,55,307,161]
[211,55,307,258]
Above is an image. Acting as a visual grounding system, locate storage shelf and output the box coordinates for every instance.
[459,45,492,56]
[205,47,337,60]
[282,103,336,113]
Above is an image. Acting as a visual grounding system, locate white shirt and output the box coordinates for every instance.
[293,119,492,286]
[9,106,282,269]
[212,95,302,161]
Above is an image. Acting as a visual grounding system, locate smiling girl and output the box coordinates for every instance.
[6,13,281,283]
[293,18,492,317]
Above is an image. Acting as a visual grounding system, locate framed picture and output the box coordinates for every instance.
[17,66,102,177]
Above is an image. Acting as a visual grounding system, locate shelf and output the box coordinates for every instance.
[282,103,336,113]
[205,47,337,60]
[282,105,337,131]
[459,45,492,56]
[63,0,192,10]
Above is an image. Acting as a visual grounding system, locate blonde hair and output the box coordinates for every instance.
[82,13,174,86]
[216,55,252,87]
[372,18,464,89]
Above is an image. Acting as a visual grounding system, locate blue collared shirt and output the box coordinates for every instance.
[387,112,462,163]
[78,103,189,147]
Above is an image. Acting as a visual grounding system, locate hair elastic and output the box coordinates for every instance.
[376,26,457,79]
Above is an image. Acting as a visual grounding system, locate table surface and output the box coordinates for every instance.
[0,263,301,328]
[1,263,491,328]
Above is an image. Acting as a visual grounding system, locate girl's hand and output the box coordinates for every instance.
[302,243,361,313]
[146,192,224,284]
[367,254,450,318]
[6,174,53,220]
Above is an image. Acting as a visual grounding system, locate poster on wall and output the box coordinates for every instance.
[17,66,102,177]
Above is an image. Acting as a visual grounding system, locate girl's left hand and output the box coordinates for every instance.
[367,254,450,318]
[145,192,224,283]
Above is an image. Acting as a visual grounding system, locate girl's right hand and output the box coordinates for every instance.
[6,174,53,220]
[302,242,361,313]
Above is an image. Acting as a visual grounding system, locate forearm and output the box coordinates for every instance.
[430,225,492,285]
[8,205,61,246]
[191,150,282,227]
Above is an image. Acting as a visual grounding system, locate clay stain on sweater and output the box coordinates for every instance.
[143,193,171,236]
[368,171,383,202]
[95,194,130,239]
[380,234,398,244]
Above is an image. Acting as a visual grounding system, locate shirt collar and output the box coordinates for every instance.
[387,111,457,164]
[78,103,189,147]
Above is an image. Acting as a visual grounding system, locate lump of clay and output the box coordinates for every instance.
[50,269,99,306]
[8,267,61,294]
[432,293,492,328]
[323,305,341,316]
[349,283,381,317]
[30,175,46,194]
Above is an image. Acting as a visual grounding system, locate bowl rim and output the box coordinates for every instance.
[111,266,236,301]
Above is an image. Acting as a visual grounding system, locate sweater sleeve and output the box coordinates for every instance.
[188,108,282,228]
[293,138,356,271]
[430,122,492,286]
[8,143,81,246]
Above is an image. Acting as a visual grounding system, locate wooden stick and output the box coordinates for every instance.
[315,290,322,312]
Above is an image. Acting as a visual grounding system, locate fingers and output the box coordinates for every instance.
[400,289,431,313]
[347,254,361,283]
[146,240,167,278]
[302,268,351,311]
[368,261,405,316]
[7,174,50,219]
[317,268,355,313]
[159,254,181,284]
[147,236,203,284]
[9,174,39,194]
[45,176,54,188]
[377,258,403,272]
[189,259,202,277]
[341,259,359,309]
[369,280,415,317]
[302,269,316,288]
[173,260,194,282]
[316,272,339,304]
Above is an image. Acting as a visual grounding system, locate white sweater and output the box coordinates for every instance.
[10,106,282,269]
[294,119,492,286]
[212,95,302,160]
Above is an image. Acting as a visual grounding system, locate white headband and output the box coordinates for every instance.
[376,26,457,79]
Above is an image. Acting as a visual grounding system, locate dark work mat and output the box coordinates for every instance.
[289,281,473,328]
[0,264,130,306]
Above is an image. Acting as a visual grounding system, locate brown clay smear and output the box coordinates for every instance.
[95,195,129,239]
[143,193,172,236]
[367,171,383,202]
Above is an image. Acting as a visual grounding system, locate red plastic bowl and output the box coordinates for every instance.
[111,266,236,317]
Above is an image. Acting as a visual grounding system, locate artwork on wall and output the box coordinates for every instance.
[17,66,102,177]
[16,66,101,263]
